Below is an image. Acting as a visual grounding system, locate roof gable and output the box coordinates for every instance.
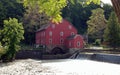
[67,34,83,40]
[36,24,49,32]
[36,19,77,32]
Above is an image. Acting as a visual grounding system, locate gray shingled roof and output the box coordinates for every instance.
[67,35,76,40]
[37,24,49,32]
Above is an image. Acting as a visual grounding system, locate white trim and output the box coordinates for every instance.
[69,25,72,29]
[49,31,52,36]
[52,24,55,29]
[43,32,45,36]
[60,31,64,36]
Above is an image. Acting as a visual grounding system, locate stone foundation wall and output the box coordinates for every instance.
[15,50,43,59]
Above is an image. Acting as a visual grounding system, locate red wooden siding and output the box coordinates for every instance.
[66,35,84,48]
[36,19,84,49]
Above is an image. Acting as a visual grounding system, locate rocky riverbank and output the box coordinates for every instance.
[0,59,54,75]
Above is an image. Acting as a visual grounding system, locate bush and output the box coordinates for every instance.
[94,39,101,46]
[1,18,24,62]
[0,43,6,57]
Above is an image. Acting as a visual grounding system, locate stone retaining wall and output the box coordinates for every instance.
[15,50,43,59]
[70,52,120,64]
[91,54,120,64]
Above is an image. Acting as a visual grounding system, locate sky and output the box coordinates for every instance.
[101,0,112,5]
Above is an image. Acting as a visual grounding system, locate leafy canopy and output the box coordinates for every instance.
[22,0,101,23]
[0,0,24,27]
[23,0,66,23]
[2,18,24,46]
[104,12,120,48]
[86,0,100,5]
[1,18,24,61]
[87,8,107,41]
[62,0,101,34]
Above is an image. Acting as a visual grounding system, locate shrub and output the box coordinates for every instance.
[1,18,24,62]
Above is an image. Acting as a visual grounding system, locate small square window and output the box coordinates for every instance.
[60,38,64,44]
[49,39,52,44]
[77,42,80,47]
[49,31,52,36]
[60,32,64,36]
[71,32,74,35]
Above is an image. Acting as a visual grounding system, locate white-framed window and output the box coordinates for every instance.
[77,42,80,47]
[49,38,52,44]
[52,24,55,29]
[69,25,72,29]
[69,42,71,47]
[49,31,52,36]
[60,31,64,36]
[71,32,74,35]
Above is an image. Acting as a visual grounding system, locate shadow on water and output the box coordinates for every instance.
[41,59,74,63]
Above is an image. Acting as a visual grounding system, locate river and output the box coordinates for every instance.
[0,59,120,75]
[42,59,120,75]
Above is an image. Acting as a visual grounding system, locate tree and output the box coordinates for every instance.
[102,4,113,20]
[1,18,24,61]
[86,0,100,5]
[23,4,49,45]
[87,8,107,43]
[111,0,120,22]
[0,0,25,28]
[104,12,120,49]
[22,0,100,23]
[62,0,101,34]
[22,0,66,23]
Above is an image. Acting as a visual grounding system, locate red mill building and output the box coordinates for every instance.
[36,19,84,54]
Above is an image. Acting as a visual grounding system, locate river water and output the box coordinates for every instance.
[42,59,120,75]
[0,59,120,75]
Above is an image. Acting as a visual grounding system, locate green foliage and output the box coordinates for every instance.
[23,4,49,44]
[86,0,100,5]
[69,0,100,5]
[0,0,25,27]
[23,0,66,23]
[102,4,114,20]
[94,39,101,46]
[87,8,107,42]
[22,0,101,23]
[1,18,24,61]
[62,0,101,34]
[104,12,120,48]
[0,42,6,57]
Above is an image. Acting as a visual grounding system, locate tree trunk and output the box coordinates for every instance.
[111,0,120,23]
